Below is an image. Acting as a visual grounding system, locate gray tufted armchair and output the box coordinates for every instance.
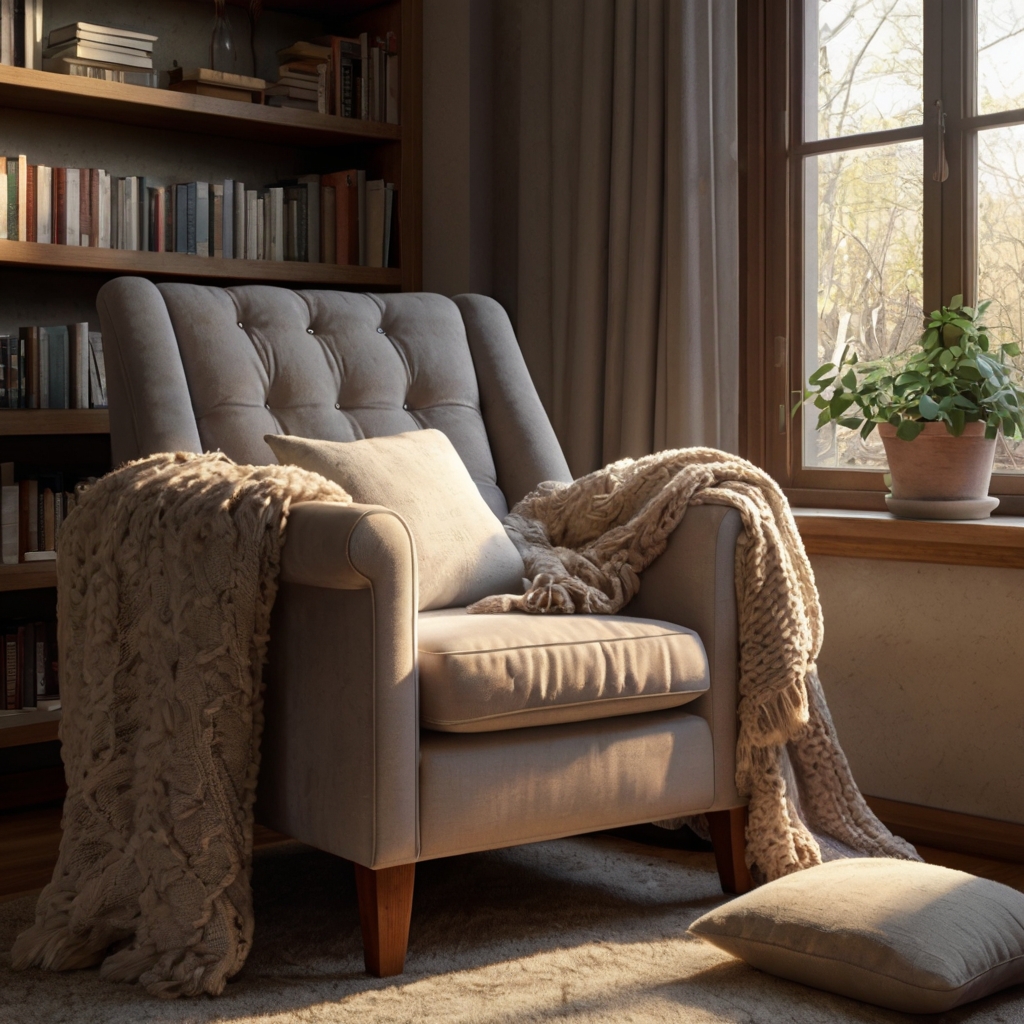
[96,276,750,977]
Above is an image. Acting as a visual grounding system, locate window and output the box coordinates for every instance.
[742,0,1024,512]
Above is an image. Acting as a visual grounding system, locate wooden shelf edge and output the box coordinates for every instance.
[0,240,403,287]
[0,410,109,436]
[794,508,1024,569]
[866,795,1024,863]
[0,563,57,591]
[0,718,59,749]
[0,65,401,147]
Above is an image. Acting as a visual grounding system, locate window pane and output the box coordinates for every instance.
[978,1,1024,116]
[804,142,924,470]
[977,126,1024,473]
[809,0,923,141]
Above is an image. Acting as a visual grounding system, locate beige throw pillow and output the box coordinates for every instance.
[689,858,1024,1013]
[266,429,525,611]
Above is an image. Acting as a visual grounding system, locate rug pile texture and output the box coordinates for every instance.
[2,834,1020,1024]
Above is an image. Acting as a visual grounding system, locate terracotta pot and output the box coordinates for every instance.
[878,421,996,500]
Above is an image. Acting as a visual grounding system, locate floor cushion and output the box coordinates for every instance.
[418,608,709,732]
[689,858,1024,1014]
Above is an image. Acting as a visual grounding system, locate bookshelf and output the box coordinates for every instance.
[0,0,422,795]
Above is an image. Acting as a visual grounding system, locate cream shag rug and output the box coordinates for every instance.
[2,833,1022,1024]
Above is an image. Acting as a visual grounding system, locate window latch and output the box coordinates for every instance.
[933,99,949,183]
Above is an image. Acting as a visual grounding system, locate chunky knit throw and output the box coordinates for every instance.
[11,452,351,998]
[469,448,920,881]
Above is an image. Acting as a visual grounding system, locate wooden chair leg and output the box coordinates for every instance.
[353,862,416,977]
[706,807,755,895]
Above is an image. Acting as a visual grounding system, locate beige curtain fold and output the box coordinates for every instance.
[494,0,738,476]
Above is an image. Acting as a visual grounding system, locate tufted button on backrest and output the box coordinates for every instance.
[156,284,509,515]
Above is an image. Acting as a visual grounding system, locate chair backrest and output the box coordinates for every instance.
[96,278,572,515]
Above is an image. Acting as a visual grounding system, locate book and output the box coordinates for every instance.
[35,163,51,242]
[5,631,19,710]
[212,183,223,258]
[245,189,258,259]
[366,179,386,267]
[47,22,157,47]
[277,41,331,62]
[0,337,7,406]
[138,175,148,252]
[168,67,264,89]
[98,169,111,248]
[297,174,320,263]
[256,195,265,260]
[65,167,80,246]
[222,179,234,259]
[384,182,396,267]
[68,322,89,409]
[321,185,336,263]
[49,26,155,52]
[88,332,107,408]
[1,463,17,565]
[321,169,360,265]
[21,326,37,408]
[234,181,245,260]
[42,326,68,409]
[25,162,35,241]
[195,181,209,257]
[174,183,187,253]
[0,159,6,239]
[43,40,153,68]
[78,167,90,246]
[265,96,318,112]
[282,185,308,261]
[267,187,284,261]
[265,83,318,101]
[20,622,34,708]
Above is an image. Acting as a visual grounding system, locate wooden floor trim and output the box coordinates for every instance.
[866,795,1024,863]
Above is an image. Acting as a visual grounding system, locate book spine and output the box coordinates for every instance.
[195,181,209,257]
[33,627,45,700]
[245,189,257,259]
[22,326,37,409]
[78,167,90,246]
[36,164,51,243]
[321,185,336,264]
[89,167,100,246]
[138,175,148,252]
[0,162,7,240]
[88,332,107,408]
[25,162,35,241]
[234,181,245,259]
[38,329,47,408]
[65,167,80,246]
[16,153,26,239]
[53,166,65,245]
[359,32,369,120]
[8,330,19,407]
[212,183,223,258]
[222,179,233,259]
[0,336,7,407]
[341,59,353,119]
[257,194,265,260]
[98,170,110,248]
[5,633,19,710]
[175,184,187,253]
[68,322,88,409]
[1,482,18,566]
[21,622,34,708]
[7,156,19,240]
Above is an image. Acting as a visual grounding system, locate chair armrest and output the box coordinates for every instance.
[625,503,744,811]
[257,501,420,868]
[280,500,417,595]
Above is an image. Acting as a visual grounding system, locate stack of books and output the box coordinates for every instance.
[42,21,158,86]
[0,324,106,411]
[1,461,86,568]
[272,33,398,123]
[0,613,59,709]
[168,67,266,104]
[267,41,331,113]
[0,153,398,267]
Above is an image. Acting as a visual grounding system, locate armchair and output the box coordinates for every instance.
[97,277,749,977]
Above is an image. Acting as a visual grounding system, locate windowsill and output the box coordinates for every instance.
[793,508,1024,568]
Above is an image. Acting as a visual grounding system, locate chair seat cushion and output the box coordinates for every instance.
[418,609,709,732]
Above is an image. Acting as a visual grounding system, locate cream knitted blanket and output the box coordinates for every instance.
[11,452,351,998]
[469,448,920,881]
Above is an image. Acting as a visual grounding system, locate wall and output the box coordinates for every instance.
[812,554,1024,825]
[421,0,494,297]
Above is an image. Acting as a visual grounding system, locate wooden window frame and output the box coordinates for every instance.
[740,0,1024,514]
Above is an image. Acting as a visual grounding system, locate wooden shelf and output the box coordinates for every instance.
[0,717,59,750]
[0,410,109,435]
[795,509,1024,569]
[0,65,401,148]
[0,563,57,591]
[0,240,402,287]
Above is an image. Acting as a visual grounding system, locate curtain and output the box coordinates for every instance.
[492,0,739,476]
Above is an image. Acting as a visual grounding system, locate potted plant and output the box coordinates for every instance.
[800,296,1024,519]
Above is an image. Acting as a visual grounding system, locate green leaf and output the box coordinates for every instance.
[896,420,925,441]
[860,419,877,439]
[950,408,966,435]
[919,395,941,419]
[842,369,857,389]
[1004,342,1021,357]
[950,293,964,309]
[938,350,955,371]
[816,407,832,429]
[830,394,855,417]
[808,363,836,385]
[837,417,863,429]
[922,328,940,349]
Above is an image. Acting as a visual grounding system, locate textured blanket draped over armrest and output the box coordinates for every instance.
[11,452,351,998]
[468,447,920,882]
